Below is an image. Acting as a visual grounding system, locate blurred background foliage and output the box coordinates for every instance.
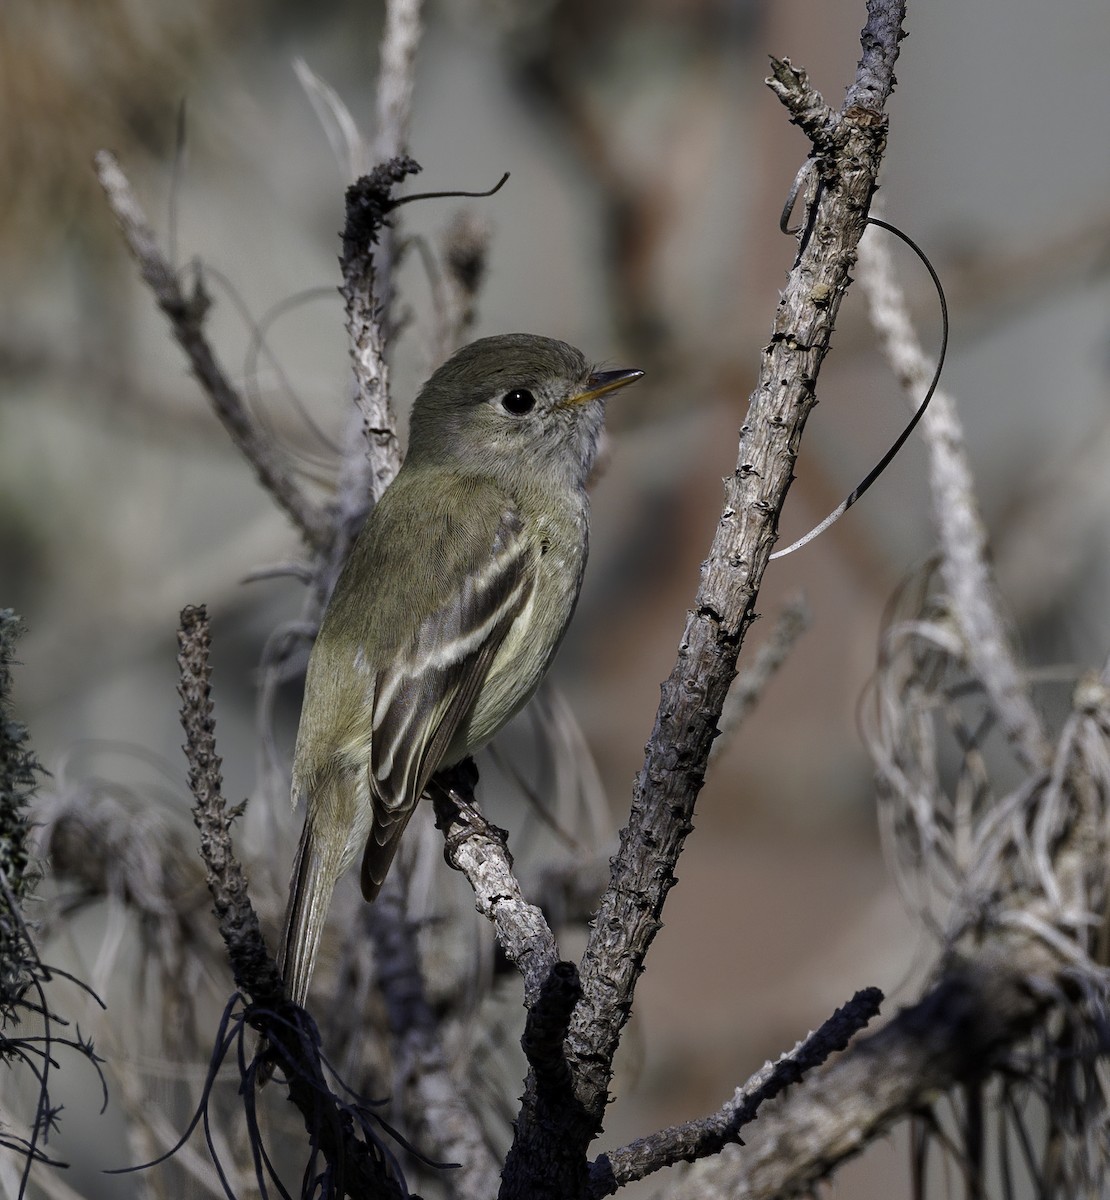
[1,0,1109,1196]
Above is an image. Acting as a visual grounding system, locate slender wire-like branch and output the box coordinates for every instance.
[494,9,907,1196]
[94,151,332,553]
[856,222,1051,772]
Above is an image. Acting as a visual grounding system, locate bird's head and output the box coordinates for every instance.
[406,333,642,490]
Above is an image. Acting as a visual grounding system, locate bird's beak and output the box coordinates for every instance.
[565,367,644,406]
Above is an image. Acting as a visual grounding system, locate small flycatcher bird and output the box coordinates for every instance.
[279,333,642,1008]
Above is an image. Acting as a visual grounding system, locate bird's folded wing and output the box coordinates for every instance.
[361,505,535,896]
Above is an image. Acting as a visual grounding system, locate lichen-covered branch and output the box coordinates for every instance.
[430,765,562,1009]
[430,767,591,1200]
[332,0,425,557]
[336,163,411,518]
[178,605,280,999]
[322,155,423,613]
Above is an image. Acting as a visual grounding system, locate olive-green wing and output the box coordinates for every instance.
[360,499,535,896]
[280,480,535,1007]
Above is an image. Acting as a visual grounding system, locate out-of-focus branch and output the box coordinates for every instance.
[0,611,108,1196]
[368,872,501,1200]
[527,853,612,934]
[912,208,1110,345]
[856,223,1051,771]
[587,987,883,1197]
[507,11,677,360]
[374,0,424,163]
[94,151,332,554]
[0,610,38,970]
[711,593,811,761]
[858,495,1110,1193]
[432,211,492,362]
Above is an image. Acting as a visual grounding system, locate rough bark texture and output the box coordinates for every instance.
[587,988,883,1197]
[490,5,909,1197]
[565,0,903,1162]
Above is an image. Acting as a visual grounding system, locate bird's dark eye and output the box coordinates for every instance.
[501,388,536,416]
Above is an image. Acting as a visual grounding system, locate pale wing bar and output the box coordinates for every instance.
[360,510,535,898]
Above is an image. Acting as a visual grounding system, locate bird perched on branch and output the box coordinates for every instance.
[279,333,642,1008]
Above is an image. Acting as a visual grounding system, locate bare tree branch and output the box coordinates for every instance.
[178,605,279,998]
[374,0,424,164]
[177,605,408,1200]
[334,155,419,562]
[673,949,1056,1200]
[432,211,492,362]
[430,765,561,1008]
[587,987,883,1197]
[431,766,596,1200]
[94,151,332,553]
[540,10,909,1195]
[329,0,425,558]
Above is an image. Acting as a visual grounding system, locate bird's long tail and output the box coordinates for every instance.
[278,814,337,1011]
